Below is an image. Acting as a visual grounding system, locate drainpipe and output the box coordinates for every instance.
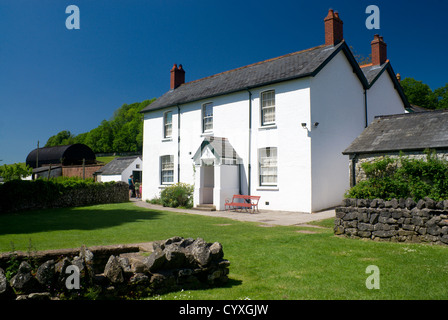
[177,105,181,183]
[364,89,368,128]
[246,89,252,195]
[351,153,358,187]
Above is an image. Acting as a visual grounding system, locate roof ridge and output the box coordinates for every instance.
[375,109,448,119]
[179,44,328,87]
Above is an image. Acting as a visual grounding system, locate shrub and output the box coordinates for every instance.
[160,182,194,208]
[345,150,448,201]
[0,178,127,213]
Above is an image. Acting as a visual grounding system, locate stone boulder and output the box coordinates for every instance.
[0,268,15,300]
[104,255,124,284]
[10,261,39,294]
[35,260,56,289]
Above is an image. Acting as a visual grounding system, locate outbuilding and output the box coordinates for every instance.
[343,110,448,187]
[95,156,142,183]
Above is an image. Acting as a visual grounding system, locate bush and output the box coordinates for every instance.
[0,178,128,213]
[160,182,194,208]
[345,150,448,201]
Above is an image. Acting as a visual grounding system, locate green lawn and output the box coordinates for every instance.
[1,202,448,300]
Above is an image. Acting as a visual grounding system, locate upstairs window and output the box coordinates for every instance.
[261,90,275,126]
[259,147,277,186]
[160,155,174,184]
[202,102,213,132]
[164,111,173,138]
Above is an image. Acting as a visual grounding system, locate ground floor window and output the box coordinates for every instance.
[161,155,174,184]
[259,147,277,186]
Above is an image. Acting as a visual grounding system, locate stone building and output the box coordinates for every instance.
[343,110,448,187]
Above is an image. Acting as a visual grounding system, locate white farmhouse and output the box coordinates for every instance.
[141,9,409,213]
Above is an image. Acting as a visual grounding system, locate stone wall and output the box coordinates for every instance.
[0,237,229,300]
[334,197,448,244]
[348,149,448,186]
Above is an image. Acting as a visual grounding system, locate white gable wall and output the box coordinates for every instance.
[121,157,143,182]
[366,70,406,123]
[310,51,366,212]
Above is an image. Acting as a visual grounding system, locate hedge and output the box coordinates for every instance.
[345,151,448,201]
[0,178,129,213]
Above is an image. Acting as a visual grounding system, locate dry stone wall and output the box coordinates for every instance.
[334,197,448,244]
[0,237,229,300]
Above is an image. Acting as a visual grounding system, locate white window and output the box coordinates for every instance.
[160,155,174,184]
[202,102,213,132]
[259,147,277,186]
[261,90,275,126]
[164,111,172,138]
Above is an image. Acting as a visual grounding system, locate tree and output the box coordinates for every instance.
[434,84,448,110]
[0,163,33,182]
[400,77,438,109]
[45,130,76,147]
[44,98,155,153]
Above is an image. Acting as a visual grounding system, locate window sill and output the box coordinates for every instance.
[159,184,173,189]
[201,131,214,137]
[162,137,173,142]
[256,186,279,191]
[258,124,277,131]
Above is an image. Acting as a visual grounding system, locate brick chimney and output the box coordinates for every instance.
[324,9,343,46]
[371,34,387,65]
[170,64,185,89]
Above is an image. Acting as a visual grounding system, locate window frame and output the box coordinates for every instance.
[163,111,173,138]
[202,102,213,133]
[160,155,174,185]
[260,90,276,126]
[258,147,278,187]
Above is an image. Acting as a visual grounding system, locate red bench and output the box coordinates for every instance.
[225,194,260,213]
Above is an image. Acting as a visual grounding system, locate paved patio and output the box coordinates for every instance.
[131,199,335,226]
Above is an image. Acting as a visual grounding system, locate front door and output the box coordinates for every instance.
[201,165,214,204]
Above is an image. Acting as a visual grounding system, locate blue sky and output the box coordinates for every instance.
[0,0,447,164]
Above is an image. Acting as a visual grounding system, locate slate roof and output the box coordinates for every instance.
[96,156,141,175]
[343,110,448,155]
[142,41,368,113]
[360,63,387,85]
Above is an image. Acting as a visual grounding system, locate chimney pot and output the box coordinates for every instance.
[324,9,343,46]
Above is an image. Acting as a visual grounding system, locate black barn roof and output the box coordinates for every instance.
[26,144,96,168]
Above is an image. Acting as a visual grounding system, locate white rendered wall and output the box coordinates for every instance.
[120,157,143,182]
[366,70,406,123]
[249,79,312,212]
[142,78,313,212]
[100,174,122,183]
[310,51,366,212]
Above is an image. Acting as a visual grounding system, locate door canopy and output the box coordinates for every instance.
[192,136,242,166]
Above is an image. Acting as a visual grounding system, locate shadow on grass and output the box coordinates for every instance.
[0,203,165,235]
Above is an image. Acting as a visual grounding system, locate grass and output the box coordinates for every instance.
[96,156,118,164]
[1,202,448,299]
